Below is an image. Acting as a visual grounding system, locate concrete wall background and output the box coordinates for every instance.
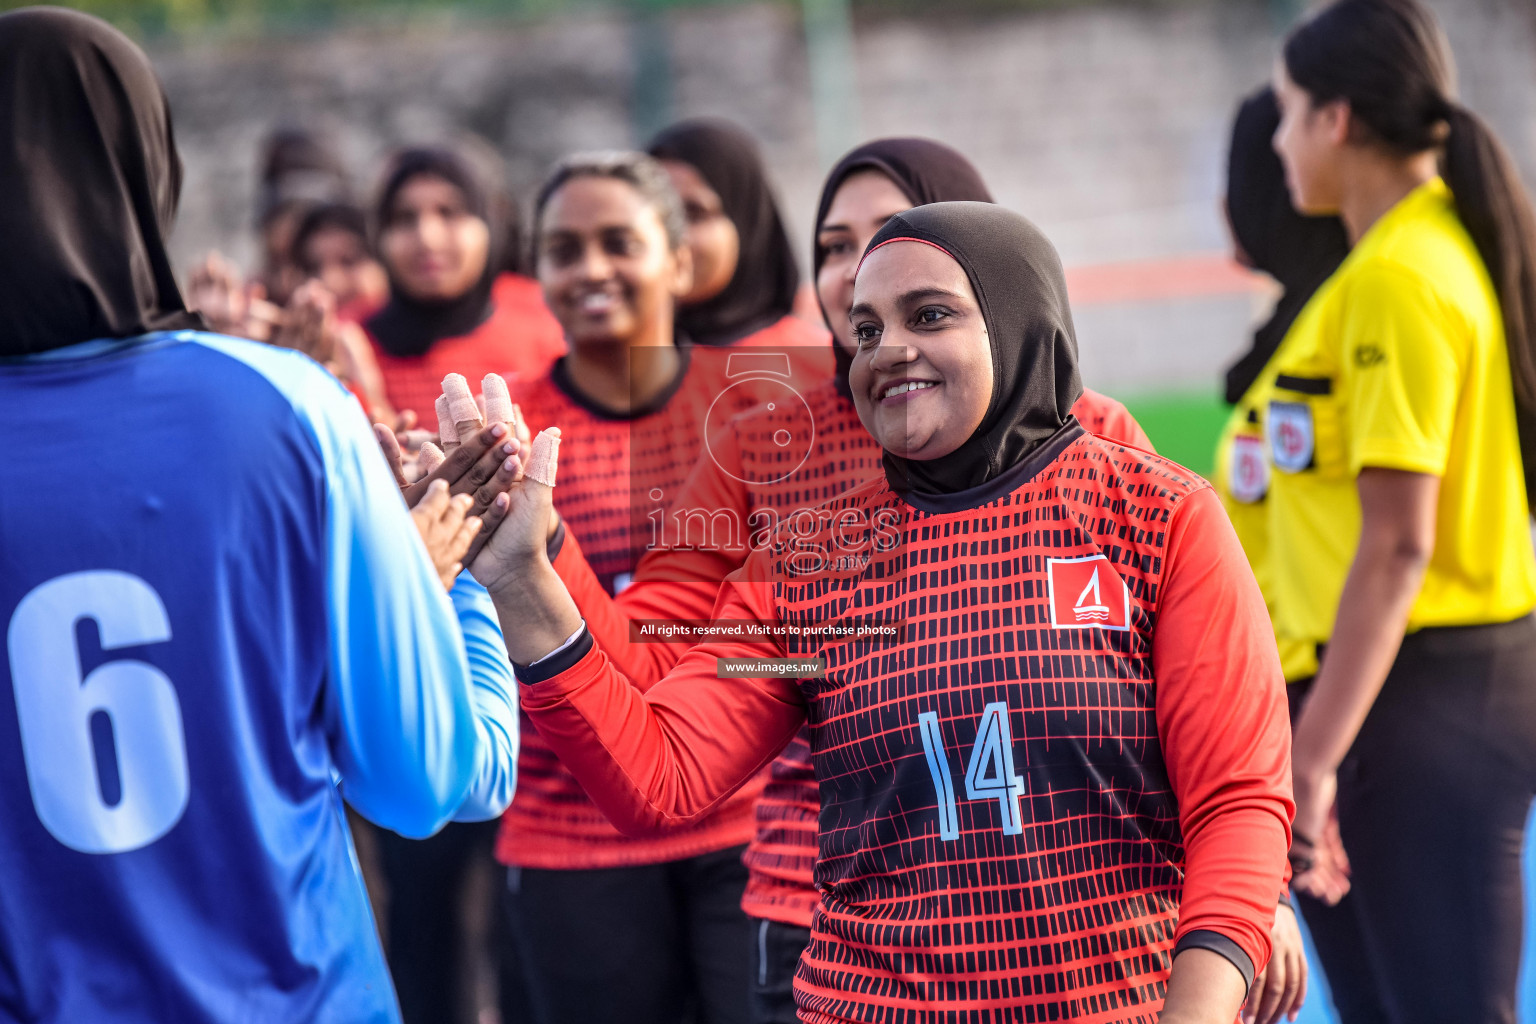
[149,0,1536,393]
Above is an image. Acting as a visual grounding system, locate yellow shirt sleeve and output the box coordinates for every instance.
[1341,262,1466,477]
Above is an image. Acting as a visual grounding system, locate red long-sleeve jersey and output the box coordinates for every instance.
[522,426,1290,1022]
[553,384,1156,927]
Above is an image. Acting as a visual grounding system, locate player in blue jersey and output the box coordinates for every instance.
[0,9,522,1023]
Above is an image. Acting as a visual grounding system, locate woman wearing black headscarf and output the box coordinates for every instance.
[473,201,1294,1022]
[1212,86,1355,1024]
[647,118,827,368]
[814,139,1151,442]
[0,18,199,353]
[1221,90,1351,407]
[522,139,1155,1023]
[364,145,566,421]
[0,10,522,1024]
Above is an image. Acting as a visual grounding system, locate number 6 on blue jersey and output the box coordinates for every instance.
[7,570,189,854]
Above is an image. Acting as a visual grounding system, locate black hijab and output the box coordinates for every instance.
[812,138,995,394]
[860,202,1083,497]
[647,119,800,346]
[365,147,501,358]
[0,8,202,357]
[1223,87,1349,403]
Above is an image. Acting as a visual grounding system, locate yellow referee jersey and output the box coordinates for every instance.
[1266,177,1536,645]
[1215,356,1320,681]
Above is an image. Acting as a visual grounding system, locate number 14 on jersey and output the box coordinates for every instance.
[918,703,1027,841]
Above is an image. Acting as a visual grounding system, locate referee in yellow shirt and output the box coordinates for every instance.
[1269,0,1536,1019]
[1215,86,1352,1024]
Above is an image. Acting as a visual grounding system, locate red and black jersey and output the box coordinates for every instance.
[728,387,1155,929]
[520,427,1289,1022]
[494,347,765,870]
[697,379,885,927]
[553,384,1156,926]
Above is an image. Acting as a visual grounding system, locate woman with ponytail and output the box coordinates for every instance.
[1268,0,1536,1017]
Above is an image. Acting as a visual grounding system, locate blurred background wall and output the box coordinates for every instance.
[14,0,1536,466]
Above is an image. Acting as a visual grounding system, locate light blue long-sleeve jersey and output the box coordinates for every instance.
[0,331,517,1023]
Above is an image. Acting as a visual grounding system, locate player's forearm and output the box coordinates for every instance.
[554,537,696,689]
[1159,948,1249,1024]
[1292,529,1427,783]
[486,554,584,667]
[519,641,804,833]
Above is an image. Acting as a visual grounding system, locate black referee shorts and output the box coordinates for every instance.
[1296,614,1536,1024]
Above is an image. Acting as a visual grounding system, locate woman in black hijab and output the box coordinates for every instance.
[812,138,993,392]
[363,144,565,420]
[850,204,1081,494]
[1223,88,1351,405]
[0,9,201,356]
[0,11,522,1024]
[521,140,1156,1024]
[647,118,819,353]
[367,150,531,1024]
[483,137,1007,1024]
[475,200,1294,1023]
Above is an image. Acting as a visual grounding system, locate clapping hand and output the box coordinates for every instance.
[468,427,562,596]
[374,373,527,565]
[271,280,338,367]
[409,480,482,591]
[186,251,282,341]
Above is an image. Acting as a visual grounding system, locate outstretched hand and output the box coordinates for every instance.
[186,251,281,341]
[468,428,584,667]
[270,280,338,365]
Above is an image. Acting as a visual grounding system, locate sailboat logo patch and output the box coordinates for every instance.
[1046,555,1131,631]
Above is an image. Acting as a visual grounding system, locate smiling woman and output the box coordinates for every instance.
[493,151,766,1024]
[362,145,566,421]
[850,205,1082,495]
[645,119,828,350]
[480,200,1294,1024]
[847,240,994,464]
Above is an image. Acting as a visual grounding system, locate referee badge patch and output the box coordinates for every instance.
[1268,400,1314,473]
[1228,434,1269,503]
[1046,555,1130,631]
